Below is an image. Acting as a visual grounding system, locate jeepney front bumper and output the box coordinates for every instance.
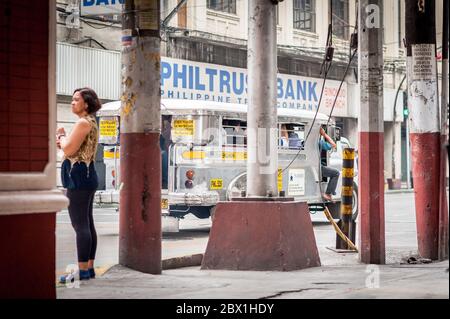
[168,191,220,206]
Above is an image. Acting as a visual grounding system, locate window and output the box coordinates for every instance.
[279,123,305,150]
[207,0,236,14]
[331,0,349,40]
[222,119,247,146]
[293,0,316,32]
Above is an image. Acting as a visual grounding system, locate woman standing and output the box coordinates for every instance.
[57,88,101,283]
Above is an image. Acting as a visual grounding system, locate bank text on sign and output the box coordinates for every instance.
[81,0,124,16]
[160,57,348,117]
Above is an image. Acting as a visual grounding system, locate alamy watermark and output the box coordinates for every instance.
[364,4,381,29]
[365,265,380,289]
[63,264,81,289]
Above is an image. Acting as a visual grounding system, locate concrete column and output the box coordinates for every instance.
[384,122,402,181]
[0,0,68,298]
[119,0,162,274]
[358,0,385,264]
[246,0,278,197]
[201,0,321,272]
[405,0,441,260]
[343,118,358,148]
[438,0,449,261]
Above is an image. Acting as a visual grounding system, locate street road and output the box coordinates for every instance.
[56,192,422,276]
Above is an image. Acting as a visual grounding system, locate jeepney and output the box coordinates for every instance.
[97,99,358,220]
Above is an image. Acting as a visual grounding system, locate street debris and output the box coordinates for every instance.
[401,255,433,265]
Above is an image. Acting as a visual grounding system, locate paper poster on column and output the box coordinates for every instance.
[288,169,305,196]
[409,44,439,133]
[412,44,436,81]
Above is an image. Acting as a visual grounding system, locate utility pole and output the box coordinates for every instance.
[246,0,278,197]
[201,0,320,271]
[438,0,449,261]
[405,0,440,260]
[358,0,385,264]
[119,0,162,274]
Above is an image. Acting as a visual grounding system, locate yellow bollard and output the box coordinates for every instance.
[336,148,356,250]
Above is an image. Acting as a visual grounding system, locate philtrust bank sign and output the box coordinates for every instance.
[80,0,123,16]
[161,57,348,117]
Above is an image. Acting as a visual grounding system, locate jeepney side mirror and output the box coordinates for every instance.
[330,126,341,142]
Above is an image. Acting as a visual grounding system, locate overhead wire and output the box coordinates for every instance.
[281,0,359,179]
[280,26,333,175]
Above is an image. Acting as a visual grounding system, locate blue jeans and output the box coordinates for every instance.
[322,165,339,195]
[161,150,168,189]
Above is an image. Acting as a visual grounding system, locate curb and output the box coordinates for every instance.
[92,254,204,279]
[385,189,415,194]
[162,254,204,270]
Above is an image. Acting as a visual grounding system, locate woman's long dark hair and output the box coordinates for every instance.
[74,87,101,114]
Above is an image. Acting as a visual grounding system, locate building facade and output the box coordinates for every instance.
[54,0,446,189]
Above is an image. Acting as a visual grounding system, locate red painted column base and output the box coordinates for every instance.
[359,132,385,264]
[201,201,321,271]
[410,133,441,260]
[0,213,56,299]
[119,133,162,274]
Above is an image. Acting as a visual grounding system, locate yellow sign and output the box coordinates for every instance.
[173,119,194,136]
[182,151,205,160]
[210,179,223,190]
[99,119,118,137]
[161,198,169,210]
[221,151,247,161]
[103,150,120,159]
[278,168,283,192]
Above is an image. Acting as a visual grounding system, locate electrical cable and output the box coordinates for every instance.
[281,24,334,175]
[79,18,119,29]
[326,52,358,128]
[281,0,359,202]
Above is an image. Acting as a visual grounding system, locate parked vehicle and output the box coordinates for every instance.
[97,99,358,220]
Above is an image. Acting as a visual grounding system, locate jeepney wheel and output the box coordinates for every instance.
[226,173,247,201]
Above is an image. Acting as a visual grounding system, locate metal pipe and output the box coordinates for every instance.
[392,74,406,184]
[406,105,412,189]
[246,0,278,197]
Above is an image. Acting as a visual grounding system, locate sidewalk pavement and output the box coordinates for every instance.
[57,259,448,299]
[57,246,449,299]
[58,190,449,299]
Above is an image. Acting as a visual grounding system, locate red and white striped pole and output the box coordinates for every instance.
[119,0,162,274]
[405,0,441,260]
[358,0,385,264]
